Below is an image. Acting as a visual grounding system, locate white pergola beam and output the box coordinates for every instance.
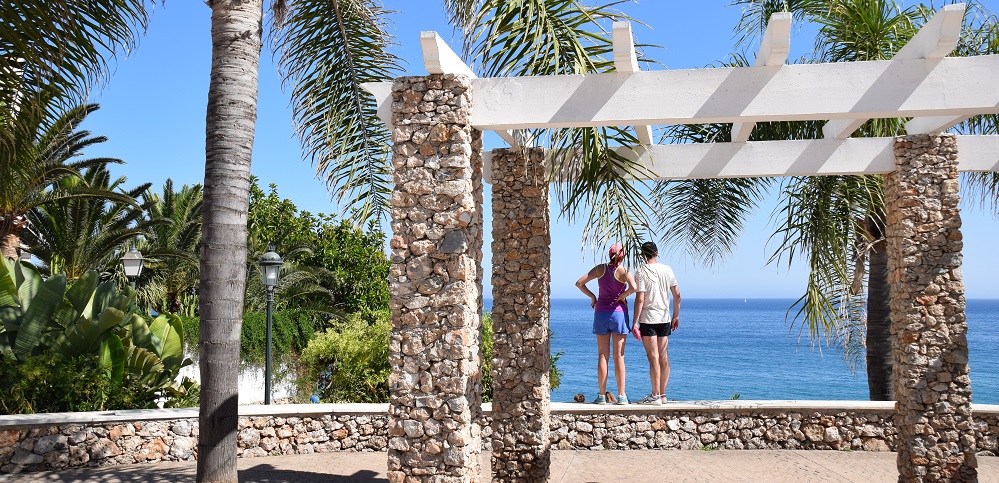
[481,135,997,183]
[420,31,475,78]
[732,12,792,143]
[905,115,968,134]
[468,55,999,130]
[824,3,966,139]
[361,81,394,130]
[612,21,653,145]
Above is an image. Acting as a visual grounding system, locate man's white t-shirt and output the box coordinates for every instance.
[636,262,678,325]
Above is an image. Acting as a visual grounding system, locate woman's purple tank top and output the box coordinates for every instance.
[595,264,627,312]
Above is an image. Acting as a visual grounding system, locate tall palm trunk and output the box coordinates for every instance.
[197,0,262,481]
[865,212,893,401]
[0,215,27,259]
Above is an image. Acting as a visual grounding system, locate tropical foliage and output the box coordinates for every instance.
[0,98,128,259]
[0,259,197,413]
[23,164,161,280]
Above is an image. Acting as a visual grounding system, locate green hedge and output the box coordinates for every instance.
[181,309,317,366]
[0,353,149,414]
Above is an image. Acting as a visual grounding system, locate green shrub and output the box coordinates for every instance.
[297,310,391,403]
[181,309,317,366]
[297,310,562,403]
[0,353,149,414]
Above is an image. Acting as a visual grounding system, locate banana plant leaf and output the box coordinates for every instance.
[0,259,18,307]
[124,346,166,386]
[13,274,66,359]
[91,283,116,319]
[99,333,125,386]
[15,262,43,315]
[129,312,152,350]
[53,306,126,357]
[148,313,184,370]
[64,271,99,317]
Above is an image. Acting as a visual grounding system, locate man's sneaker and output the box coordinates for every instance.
[658,395,668,403]
[615,394,629,405]
[592,394,607,405]
[638,393,661,405]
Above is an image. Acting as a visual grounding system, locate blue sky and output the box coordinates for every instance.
[82,0,999,300]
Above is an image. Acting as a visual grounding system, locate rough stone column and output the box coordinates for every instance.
[386,74,483,483]
[489,147,551,482]
[886,133,977,482]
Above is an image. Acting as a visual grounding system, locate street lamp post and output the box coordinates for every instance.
[121,247,144,311]
[121,247,144,289]
[257,247,283,405]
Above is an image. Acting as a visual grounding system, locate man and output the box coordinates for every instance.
[632,241,681,405]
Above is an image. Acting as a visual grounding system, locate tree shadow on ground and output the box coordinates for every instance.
[0,466,385,483]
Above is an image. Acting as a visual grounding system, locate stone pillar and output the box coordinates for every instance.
[886,133,977,482]
[386,74,484,483]
[489,147,552,482]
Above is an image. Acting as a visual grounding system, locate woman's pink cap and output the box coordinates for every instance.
[608,243,624,257]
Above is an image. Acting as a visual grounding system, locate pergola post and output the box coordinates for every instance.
[386,74,484,483]
[489,148,552,482]
[886,133,977,482]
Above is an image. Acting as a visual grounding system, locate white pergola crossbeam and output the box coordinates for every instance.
[612,22,653,145]
[480,135,997,183]
[905,115,968,134]
[824,3,966,139]
[732,12,792,143]
[468,55,999,130]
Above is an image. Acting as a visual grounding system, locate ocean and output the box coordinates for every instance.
[484,298,999,404]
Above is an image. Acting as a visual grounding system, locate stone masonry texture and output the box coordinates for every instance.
[489,147,552,482]
[0,407,999,473]
[4,408,998,474]
[886,133,976,482]
[387,73,484,483]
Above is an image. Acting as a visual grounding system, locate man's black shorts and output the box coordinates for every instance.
[639,323,671,337]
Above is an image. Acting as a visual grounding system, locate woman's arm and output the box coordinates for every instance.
[575,265,603,308]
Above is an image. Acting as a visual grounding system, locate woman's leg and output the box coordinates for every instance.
[642,335,661,395]
[596,333,610,394]
[658,336,671,396]
[612,334,627,396]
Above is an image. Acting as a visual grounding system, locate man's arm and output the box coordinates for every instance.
[632,291,645,339]
[670,285,681,331]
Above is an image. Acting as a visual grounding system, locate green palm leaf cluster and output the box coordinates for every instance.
[24,164,162,280]
[271,0,402,225]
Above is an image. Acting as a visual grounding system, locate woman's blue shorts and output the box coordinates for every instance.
[593,310,630,335]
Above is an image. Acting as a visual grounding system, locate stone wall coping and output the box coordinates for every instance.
[2,401,997,429]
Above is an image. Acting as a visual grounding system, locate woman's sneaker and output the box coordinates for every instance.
[638,393,661,405]
[616,394,629,405]
[592,394,607,405]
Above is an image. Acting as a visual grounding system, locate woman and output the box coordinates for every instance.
[575,243,636,404]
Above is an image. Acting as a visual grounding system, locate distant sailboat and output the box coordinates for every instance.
[744,299,747,302]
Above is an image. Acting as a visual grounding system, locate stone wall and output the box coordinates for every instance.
[489,147,551,482]
[886,133,976,481]
[3,404,998,474]
[387,73,484,483]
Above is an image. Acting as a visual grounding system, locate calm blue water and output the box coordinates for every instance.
[483,298,999,404]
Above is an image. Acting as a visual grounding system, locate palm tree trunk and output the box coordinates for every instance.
[0,215,27,259]
[197,1,262,481]
[865,213,894,401]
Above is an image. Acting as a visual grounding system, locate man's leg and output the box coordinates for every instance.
[658,336,670,396]
[642,335,661,395]
[612,334,627,396]
[596,333,610,395]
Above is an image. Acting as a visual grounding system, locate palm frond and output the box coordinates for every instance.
[270,0,401,227]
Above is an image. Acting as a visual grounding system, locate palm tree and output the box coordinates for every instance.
[662,0,999,400]
[136,179,203,316]
[22,163,161,280]
[0,98,127,259]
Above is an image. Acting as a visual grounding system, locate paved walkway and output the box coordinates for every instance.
[1,451,996,482]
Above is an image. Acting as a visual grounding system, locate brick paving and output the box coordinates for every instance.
[1,451,996,482]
